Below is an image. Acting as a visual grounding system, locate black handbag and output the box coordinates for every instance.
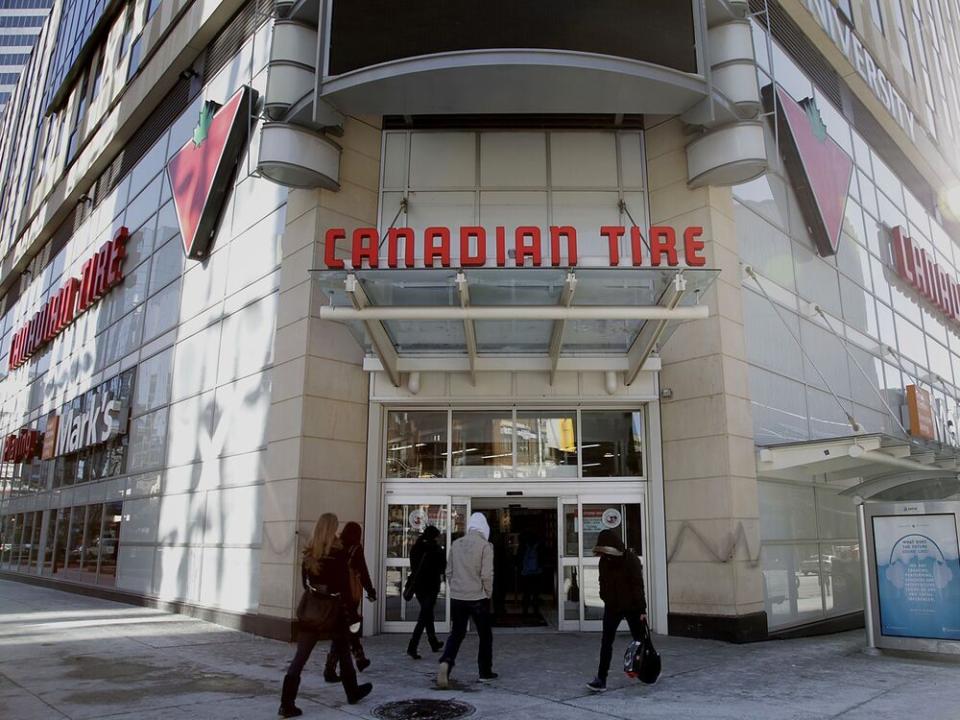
[623,620,661,684]
[296,581,340,635]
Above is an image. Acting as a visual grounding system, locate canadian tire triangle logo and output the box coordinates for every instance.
[763,84,853,257]
[167,86,257,259]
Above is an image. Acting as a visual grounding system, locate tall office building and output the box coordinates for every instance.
[0,0,51,113]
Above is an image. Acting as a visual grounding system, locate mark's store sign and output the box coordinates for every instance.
[891,226,960,324]
[2,392,128,464]
[322,225,707,269]
[8,227,128,371]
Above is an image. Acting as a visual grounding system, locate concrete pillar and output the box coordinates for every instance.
[646,116,766,642]
[257,116,380,638]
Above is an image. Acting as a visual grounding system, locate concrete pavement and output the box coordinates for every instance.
[2,579,959,720]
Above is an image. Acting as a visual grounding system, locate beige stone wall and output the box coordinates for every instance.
[646,116,764,621]
[258,116,381,621]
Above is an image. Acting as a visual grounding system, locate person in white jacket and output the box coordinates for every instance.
[437,512,496,688]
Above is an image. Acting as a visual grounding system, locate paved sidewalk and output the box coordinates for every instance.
[2,579,959,720]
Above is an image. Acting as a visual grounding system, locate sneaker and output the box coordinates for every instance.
[437,661,450,689]
[478,672,499,683]
[347,682,373,705]
[587,677,607,692]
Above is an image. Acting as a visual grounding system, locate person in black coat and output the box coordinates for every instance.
[587,528,647,692]
[324,521,377,680]
[280,513,372,718]
[407,525,447,659]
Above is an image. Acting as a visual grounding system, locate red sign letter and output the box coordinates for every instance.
[650,227,678,266]
[424,227,451,268]
[460,227,487,267]
[684,227,706,267]
[324,228,346,269]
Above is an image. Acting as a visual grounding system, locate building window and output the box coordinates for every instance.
[894,0,914,77]
[144,0,161,22]
[869,0,884,32]
[116,2,134,68]
[90,44,105,99]
[836,0,854,25]
[66,71,89,162]
[126,33,142,81]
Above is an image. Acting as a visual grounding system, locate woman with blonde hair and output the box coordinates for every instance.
[279,513,372,717]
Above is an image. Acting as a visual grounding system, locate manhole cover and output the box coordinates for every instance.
[372,698,475,720]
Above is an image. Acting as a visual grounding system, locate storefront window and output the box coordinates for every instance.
[451,411,514,478]
[42,508,59,574]
[79,503,103,581]
[50,509,69,576]
[515,411,577,478]
[580,411,643,476]
[97,502,123,586]
[64,506,86,578]
[385,411,447,478]
[581,503,642,556]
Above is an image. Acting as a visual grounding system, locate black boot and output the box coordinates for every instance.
[407,641,422,660]
[428,637,444,653]
[279,675,303,718]
[347,682,373,704]
[323,650,340,683]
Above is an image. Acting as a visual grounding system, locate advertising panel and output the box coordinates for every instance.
[873,514,960,641]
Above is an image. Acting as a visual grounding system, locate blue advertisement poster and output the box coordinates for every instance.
[873,514,960,641]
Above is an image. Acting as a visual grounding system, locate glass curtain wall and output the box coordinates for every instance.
[742,20,960,447]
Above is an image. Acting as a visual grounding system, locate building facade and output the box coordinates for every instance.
[0,0,959,643]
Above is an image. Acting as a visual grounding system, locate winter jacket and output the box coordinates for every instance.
[447,529,494,601]
[410,535,447,599]
[301,545,354,629]
[595,529,647,615]
[344,543,375,608]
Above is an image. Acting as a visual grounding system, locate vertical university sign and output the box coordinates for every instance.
[167,86,257,259]
[764,84,854,257]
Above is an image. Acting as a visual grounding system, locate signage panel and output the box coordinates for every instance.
[873,514,960,641]
[2,428,41,463]
[322,224,707,270]
[892,226,960,325]
[803,0,917,140]
[764,84,853,257]
[51,391,128,458]
[906,384,936,440]
[9,227,128,370]
[167,86,256,260]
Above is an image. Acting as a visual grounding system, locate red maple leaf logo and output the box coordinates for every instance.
[167,86,255,259]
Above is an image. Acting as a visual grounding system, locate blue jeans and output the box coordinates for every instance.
[439,598,493,675]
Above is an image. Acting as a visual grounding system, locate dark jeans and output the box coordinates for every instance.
[286,626,358,696]
[409,592,439,649]
[597,607,645,681]
[440,598,493,674]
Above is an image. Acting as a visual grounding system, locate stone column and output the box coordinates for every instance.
[257,116,381,638]
[645,116,766,642]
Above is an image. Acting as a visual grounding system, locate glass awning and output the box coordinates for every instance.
[312,267,719,386]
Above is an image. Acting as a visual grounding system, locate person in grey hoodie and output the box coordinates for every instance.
[437,512,496,688]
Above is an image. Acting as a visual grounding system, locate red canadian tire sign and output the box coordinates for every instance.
[167,86,257,259]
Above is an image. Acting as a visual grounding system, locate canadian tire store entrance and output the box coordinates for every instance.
[366,405,658,634]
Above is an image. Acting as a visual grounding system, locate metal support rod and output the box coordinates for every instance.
[318,304,710,322]
[549,272,578,386]
[745,266,860,432]
[456,272,478,386]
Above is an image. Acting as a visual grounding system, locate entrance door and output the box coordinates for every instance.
[559,495,646,631]
[381,495,469,633]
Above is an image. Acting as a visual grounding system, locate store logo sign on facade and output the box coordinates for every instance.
[322,225,707,268]
[49,392,128,457]
[8,227,128,370]
[803,0,916,140]
[2,428,41,463]
[766,84,853,258]
[906,384,935,440]
[167,85,256,260]
[891,226,960,324]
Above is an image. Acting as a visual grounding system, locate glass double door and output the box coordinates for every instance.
[381,492,645,633]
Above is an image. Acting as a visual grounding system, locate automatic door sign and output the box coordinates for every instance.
[409,509,427,532]
[873,514,960,641]
[601,508,622,530]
